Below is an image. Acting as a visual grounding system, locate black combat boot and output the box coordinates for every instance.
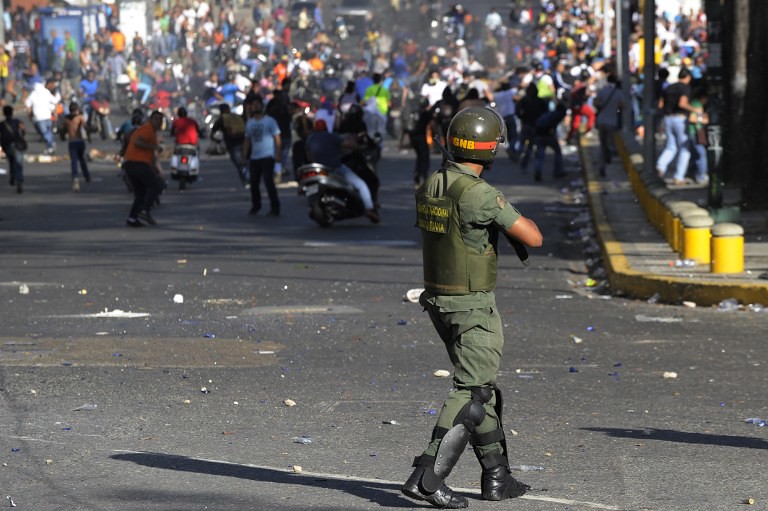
[481,464,530,501]
[402,464,469,509]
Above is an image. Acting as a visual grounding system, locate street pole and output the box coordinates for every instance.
[642,0,656,176]
[617,0,632,131]
[602,0,612,60]
[704,0,724,210]
[0,0,5,44]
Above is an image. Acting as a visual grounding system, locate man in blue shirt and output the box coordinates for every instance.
[49,29,65,72]
[217,73,242,107]
[242,96,282,216]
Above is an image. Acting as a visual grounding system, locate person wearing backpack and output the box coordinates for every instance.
[1,105,27,194]
[210,103,248,187]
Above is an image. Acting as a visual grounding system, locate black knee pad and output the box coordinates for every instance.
[453,386,493,432]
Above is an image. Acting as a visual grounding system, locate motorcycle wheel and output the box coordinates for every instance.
[308,194,333,228]
[100,116,109,140]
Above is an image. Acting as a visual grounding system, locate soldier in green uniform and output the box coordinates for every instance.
[402,107,543,509]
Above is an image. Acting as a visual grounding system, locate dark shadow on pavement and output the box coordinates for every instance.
[111,451,440,509]
[582,427,768,449]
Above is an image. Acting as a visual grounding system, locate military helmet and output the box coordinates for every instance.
[446,107,506,165]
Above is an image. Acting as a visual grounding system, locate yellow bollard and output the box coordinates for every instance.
[650,186,673,235]
[711,223,745,274]
[660,194,682,246]
[677,207,710,255]
[682,214,714,264]
[669,202,699,253]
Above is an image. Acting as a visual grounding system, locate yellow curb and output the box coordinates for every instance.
[579,142,768,306]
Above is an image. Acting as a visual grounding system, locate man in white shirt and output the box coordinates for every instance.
[420,70,447,107]
[25,79,60,155]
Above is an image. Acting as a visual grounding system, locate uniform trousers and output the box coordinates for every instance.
[420,294,505,459]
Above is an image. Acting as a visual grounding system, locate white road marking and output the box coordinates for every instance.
[304,240,417,247]
[111,450,624,510]
[46,309,150,318]
[241,305,362,315]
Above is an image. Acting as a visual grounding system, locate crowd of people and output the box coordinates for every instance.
[0,0,711,506]
[0,0,709,208]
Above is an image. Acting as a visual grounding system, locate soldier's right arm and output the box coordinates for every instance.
[505,216,543,248]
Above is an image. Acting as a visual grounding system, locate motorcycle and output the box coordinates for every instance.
[297,133,380,227]
[115,73,139,114]
[298,163,368,228]
[170,144,200,190]
[87,92,115,140]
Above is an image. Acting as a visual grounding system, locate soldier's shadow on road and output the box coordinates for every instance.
[582,427,768,449]
[110,451,427,508]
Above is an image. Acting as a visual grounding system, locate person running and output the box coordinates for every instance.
[122,110,165,227]
[63,102,91,192]
[0,106,27,194]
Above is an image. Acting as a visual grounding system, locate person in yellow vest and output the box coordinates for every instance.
[0,46,12,104]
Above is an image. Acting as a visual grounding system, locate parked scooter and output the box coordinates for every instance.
[170,144,200,190]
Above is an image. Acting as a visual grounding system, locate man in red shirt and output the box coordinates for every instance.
[170,107,199,147]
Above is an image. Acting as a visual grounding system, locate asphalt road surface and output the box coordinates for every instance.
[1,136,766,510]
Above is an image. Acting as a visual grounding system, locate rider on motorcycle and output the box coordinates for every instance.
[170,106,200,148]
[79,69,99,128]
[305,119,379,223]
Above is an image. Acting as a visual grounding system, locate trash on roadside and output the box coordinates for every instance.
[433,369,451,378]
[200,387,210,394]
[555,294,574,299]
[292,465,303,473]
[509,464,544,472]
[203,333,215,338]
[292,436,312,445]
[183,399,191,405]
[45,459,53,465]
[718,298,740,311]
[635,314,684,323]
[7,495,15,507]
[570,335,583,344]
[569,367,579,373]
[747,303,765,313]
[73,403,97,411]
[18,284,29,295]
[283,399,297,407]
[745,418,766,427]
[382,420,400,425]
[646,293,661,304]
[397,319,408,325]
[682,301,697,308]
[405,288,424,303]
[663,372,678,379]
[744,498,755,505]
[173,294,184,304]
[78,289,87,295]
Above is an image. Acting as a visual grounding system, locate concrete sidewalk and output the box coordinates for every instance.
[579,133,768,307]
